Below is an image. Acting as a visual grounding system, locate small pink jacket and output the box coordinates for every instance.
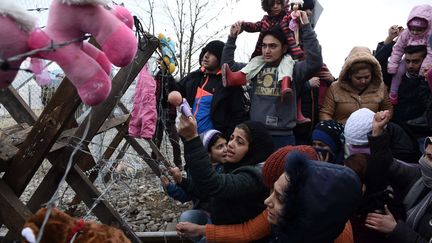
[128,65,156,139]
[388,4,432,75]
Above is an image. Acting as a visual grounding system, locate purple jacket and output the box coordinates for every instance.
[388,4,432,75]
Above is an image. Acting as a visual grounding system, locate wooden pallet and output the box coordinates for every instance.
[0,33,175,243]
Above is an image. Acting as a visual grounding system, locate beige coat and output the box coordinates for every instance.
[319,47,393,124]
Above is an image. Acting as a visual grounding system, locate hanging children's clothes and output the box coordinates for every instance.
[128,65,157,139]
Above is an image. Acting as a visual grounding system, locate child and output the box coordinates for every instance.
[387,4,432,105]
[160,129,227,206]
[223,0,317,123]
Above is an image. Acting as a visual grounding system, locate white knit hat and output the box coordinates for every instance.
[200,129,222,151]
[344,108,375,145]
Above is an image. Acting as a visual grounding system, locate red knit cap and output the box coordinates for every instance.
[262,145,318,188]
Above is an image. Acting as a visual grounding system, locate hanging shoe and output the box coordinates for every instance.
[221,63,247,87]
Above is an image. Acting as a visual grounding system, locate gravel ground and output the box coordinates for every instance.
[1,137,192,236]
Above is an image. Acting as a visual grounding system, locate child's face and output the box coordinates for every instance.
[269,0,283,16]
[409,26,426,36]
[210,137,227,164]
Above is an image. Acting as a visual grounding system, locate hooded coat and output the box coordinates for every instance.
[182,121,274,225]
[388,4,432,76]
[320,46,393,124]
[270,153,362,243]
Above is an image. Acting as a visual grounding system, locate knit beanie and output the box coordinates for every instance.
[344,108,375,145]
[312,120,345,154]
[199,129,223,152]
[198,40,225,66]
[408,17,428,29]
[262,145,317,188]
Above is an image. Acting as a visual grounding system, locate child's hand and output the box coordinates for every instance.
[169,167,183,184]
[229,21,243,38]
[160,175,170,187]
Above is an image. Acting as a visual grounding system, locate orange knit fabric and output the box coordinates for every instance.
[205,210,353,243]
[206,210,270,243]
[335,221,354,243]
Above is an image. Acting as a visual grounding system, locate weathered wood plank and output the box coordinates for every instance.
[2,77,81,197]
[0,180,33,237]
[20,35,158,243]
[0,86,37,125]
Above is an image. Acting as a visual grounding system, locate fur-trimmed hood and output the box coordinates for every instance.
[0,0,36,32]
[338,46,383,93]
[273,152,361,243]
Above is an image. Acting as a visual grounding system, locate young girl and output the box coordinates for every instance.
[160,129,227,206]
[387,4,432,105]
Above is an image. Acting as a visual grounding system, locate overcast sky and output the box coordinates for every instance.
[19,0,432,76]
[221,0,431,76]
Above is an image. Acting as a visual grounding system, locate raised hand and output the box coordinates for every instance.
[178,114,199,141]
[372,110,390,136]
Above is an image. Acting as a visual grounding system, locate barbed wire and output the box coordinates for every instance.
[0,35,91,72]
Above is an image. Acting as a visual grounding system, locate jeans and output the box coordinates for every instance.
[179,209,211,243]
[271,134,296,150]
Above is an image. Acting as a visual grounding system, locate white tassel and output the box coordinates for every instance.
[21,227,36,243]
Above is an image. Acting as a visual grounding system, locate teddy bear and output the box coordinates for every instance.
[157,33,177,74]
[28,0,138,106]
[21,207,131,243]
[0,0,36,89]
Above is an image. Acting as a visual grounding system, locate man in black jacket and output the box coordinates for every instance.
[176,40,248,138]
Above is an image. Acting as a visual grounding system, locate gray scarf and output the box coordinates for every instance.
[405,156,432,229]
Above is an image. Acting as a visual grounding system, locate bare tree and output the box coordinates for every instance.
[163,0,235,78]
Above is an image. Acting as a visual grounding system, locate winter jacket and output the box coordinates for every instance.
[221,23,322,136]
[183,137,269,225]
[388,4,432,76]
[368,131,432,243]
[176,68,248,137]
[320,46,393,124]
[242,10,304,60]
[129,65,157,139]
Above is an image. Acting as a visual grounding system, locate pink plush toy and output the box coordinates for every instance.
[28,0,138,106]
[0,0,36,89]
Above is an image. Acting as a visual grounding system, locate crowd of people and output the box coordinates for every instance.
[152,0,432,242]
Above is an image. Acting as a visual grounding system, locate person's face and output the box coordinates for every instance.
[409,26,426,36]
[201,51,219,71]
[312,140,331,151]
[262,35,286,65]
[264,173,289,225]
[209,137,227,164]
[226,127,250,163]
[350,68,372,92]
[405,52,425,75]
[269,0,283,16]
[424,143,432,166]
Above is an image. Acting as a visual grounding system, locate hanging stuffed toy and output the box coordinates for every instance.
[28,0,138,106]
[128,64,157,139]
[0,0,36,89]
[157,33,177,74]
[288,0,304,45]
[21,207,131,243]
